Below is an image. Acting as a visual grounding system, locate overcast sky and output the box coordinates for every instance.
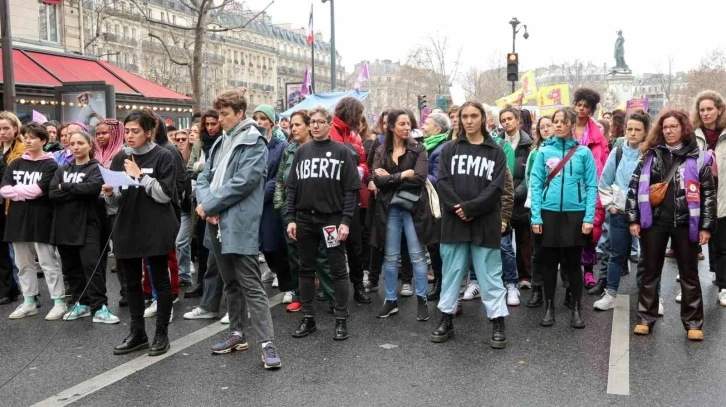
[246,0,717,81]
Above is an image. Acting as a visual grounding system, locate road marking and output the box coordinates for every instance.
[607,294,630,395]
[32,292,284,407]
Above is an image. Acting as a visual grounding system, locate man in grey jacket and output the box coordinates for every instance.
[195,89,281,370]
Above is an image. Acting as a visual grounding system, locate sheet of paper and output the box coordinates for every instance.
[98,164,139,189]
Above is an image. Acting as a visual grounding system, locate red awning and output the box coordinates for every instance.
[26,51,137,94]
[41,0,62,5]
[100,61,191,100]
[0,49,61,87]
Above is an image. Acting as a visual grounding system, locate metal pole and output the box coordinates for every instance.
[511,22,516,93]
[329,0,336,91]
[311,24,316,93]
[0,0,16,112]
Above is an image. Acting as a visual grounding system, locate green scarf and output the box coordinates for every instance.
[273,127,286,141]
[424,133,447,152]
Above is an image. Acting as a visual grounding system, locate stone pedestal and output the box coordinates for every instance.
[604,72,635,111]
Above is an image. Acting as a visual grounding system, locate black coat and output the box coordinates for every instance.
[509,130,533,221]
[369,137,439,249]
[626,139,716,232]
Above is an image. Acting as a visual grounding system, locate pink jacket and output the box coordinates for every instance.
[0,152,55,201]
[579,117,610,242]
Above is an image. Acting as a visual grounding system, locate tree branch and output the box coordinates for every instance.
[148,33,191,66]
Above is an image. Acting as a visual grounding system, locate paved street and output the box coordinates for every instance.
[1,257,724,407]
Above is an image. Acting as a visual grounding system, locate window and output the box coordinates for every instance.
[123,26,129,39]
[114,25,119,36]
[131,28,137,40]
[38,2,59,42]
[160,12,166,21]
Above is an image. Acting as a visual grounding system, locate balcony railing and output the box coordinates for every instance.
[205,33,277,55]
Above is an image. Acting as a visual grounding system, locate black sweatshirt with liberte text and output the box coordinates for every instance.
[286,138,361,226]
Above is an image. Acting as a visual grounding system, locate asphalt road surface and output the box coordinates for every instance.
[1,255,724,406]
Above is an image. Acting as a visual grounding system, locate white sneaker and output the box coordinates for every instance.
[718,289,726,307]
[282,291,293,304]
[259,253,267,263]
[272,276,279,288]
[144,300,158,318]
[658,298,664,316]
[45,303,68,321]
[169,308,174,324]
[93,305,120,324]
[9,302,38,319]
[594,292,616,311]
[676,274,680,282]
[462,283,480,301]
[261,270,275,283]
[712,273,717,285]
[400,283,413,297]
[519,280,532,290]
[221,313,230,324]
[190,263,196,274]
[506,283,520,306]
[675,290,682,303]
[63,304,91,321]
[183,307,218,320]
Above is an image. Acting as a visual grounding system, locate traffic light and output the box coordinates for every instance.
[417,95,427,111]
[507,53,519,82]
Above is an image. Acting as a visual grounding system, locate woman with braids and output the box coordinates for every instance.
[627,109,715,340]
[105,109,179,356]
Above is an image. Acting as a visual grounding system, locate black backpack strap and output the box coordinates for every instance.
[615,146,623,169]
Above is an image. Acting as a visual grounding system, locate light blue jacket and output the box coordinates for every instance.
[598,143,640,213]
[530,136,598,225]
[196,118,269,255]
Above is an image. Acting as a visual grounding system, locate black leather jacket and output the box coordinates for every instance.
[626,139,716,232]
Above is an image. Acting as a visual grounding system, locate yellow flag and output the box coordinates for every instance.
[520,71,538,102]
[537,84,571,116]
[496,90,524,108]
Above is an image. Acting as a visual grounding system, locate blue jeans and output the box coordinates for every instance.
[597,213,610,252]
[383,205,428,300]
[438,243,509,319]
[500,231,517,285]
[176,212,192,283]
[606,213,631,294]
[631,236,639,257]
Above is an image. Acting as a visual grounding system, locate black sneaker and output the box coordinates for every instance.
[316,291,326,301]
[292,316,317,338]
[333,318,348,341]
[376,300,398,318]
[261,342,282,370]
[119,294,128,307]
[491,317,507,349]
[211,332,249,354]
[431,312,454,343]
[148,326,170,356]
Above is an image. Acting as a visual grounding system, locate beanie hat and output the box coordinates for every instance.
[253,105,276,123]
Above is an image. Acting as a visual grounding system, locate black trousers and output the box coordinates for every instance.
[194,216,209,283]
[360,208,371,273]
[640,223,702,330]
[0,220,18,298]
[263,245,292,292]
[427,243,442,281]
[511,218,532,282]
[714,218,726,289]
[346,206,364,288]
[122,254,171,330]
[108,214,126,297]
[296,212,349,318]
[58,224,107,313]
[542,246,583,302]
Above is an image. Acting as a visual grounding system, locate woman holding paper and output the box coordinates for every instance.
[50,130,117,324]
[103,109,179,357]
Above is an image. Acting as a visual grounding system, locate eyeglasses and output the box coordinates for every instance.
[310,119,328,126]
[662,124,680,132]
[176,138,187,142]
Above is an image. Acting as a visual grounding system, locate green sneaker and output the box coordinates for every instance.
[63,304,91,321]
[93,305,120,324]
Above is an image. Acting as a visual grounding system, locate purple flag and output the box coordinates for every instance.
[32,110,48,124]
[354,61,370,90]
[301,66,312,96]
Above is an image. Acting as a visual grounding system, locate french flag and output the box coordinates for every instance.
[306,4,314,46]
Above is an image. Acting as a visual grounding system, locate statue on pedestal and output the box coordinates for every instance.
[611,30,631,74]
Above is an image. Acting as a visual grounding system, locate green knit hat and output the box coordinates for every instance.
[253,105,276,123]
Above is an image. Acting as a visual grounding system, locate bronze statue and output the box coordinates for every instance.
[613,30,630,72]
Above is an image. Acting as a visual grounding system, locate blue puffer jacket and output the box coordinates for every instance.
[427,141,445,186]
[530,136,598,225]
[260,135,289,252]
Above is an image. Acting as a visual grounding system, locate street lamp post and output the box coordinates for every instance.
[321,0,336,91]
[508,17,529,93]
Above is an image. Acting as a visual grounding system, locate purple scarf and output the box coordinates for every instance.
[637,150,711,241]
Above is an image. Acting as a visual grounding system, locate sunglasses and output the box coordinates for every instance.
[176,138,187,142]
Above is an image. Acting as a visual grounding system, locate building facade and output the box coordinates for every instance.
[80,0,343,111]
[10,0,82,54]
[354,59,438,116]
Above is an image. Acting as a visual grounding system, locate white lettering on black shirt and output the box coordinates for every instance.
[451,155,495,180]
[12,170,42,185]
[296,158,343,181]
[62,172,86,183]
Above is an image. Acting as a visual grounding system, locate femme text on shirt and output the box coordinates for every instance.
[450,155,496,180]
[62,172,86,183]
[12,170,43,185]
[295,158,345,181]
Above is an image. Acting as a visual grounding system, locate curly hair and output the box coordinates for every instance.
[333,97,364,129]
[627,110,651,134]
[573,87,601,114]
[692,90,726,131]
[610,110,626,138]
[641,109,693,153]
[358,116,372,140]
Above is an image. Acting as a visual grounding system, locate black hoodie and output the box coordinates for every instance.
[154,115,188,216]
[436,135,508,248]
[49,159,106,246]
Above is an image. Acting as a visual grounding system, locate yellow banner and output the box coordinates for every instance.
[537,84,571,116]
[495,90,524,109]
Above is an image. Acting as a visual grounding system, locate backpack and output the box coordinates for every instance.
[615,145,623,169]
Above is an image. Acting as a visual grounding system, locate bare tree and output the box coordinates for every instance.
[654,55,676,108]
[128,0,272,109]
[460,53,511,103]
[79,0,120,52]
[144,55,188,93]
[406,33,461,96]
[560,60,606,94]
[683,48,726,105]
